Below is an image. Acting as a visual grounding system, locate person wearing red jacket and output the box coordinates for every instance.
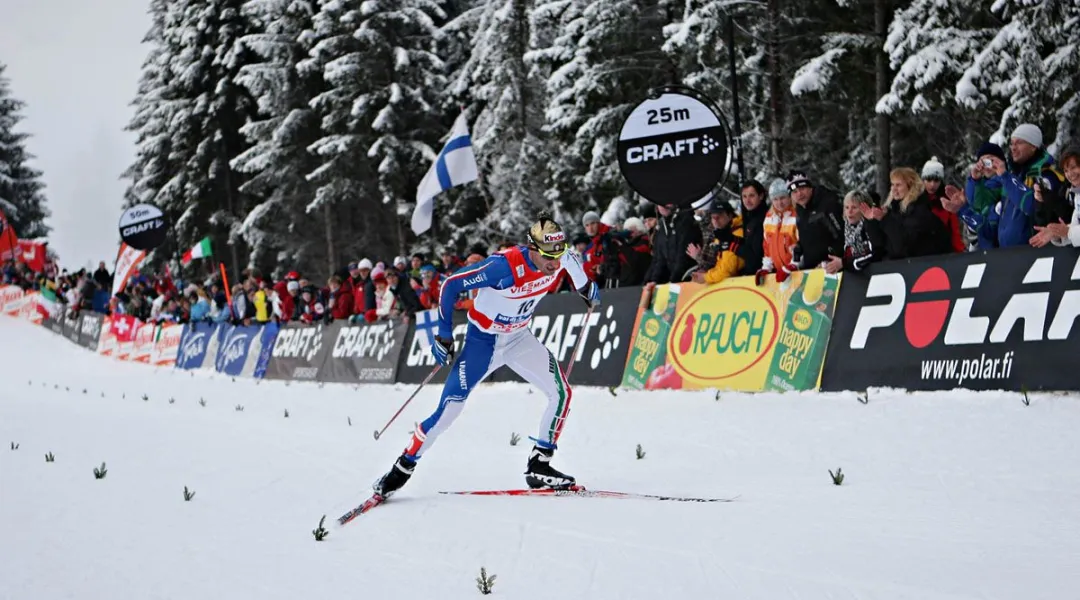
[327,275,353,321]
[273,279,295,322]
[922,156,966,252]
[417,264,442,309]
[581,211,612,283]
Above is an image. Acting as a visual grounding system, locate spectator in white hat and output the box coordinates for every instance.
[756,178,799,285]
[1008,123,1069,227]
[921,156,965,252]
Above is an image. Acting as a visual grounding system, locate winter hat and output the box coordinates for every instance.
[420,264,437,274]
[582,211,601,226]
[975,142,1006,163]
[393,256,407,268]
[371,265,385,280]
[357,258,374,271]
[921,156,945,180]
[1011,123,1043,148]
[286,280,300,293]
[768,178,789,200]
[709,200,736,215]
[372,272,387,284]
[623,217,646,233]
[786,170,812,192]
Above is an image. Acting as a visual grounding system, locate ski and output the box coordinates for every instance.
[438,485,737,503]
[336,493,388,526]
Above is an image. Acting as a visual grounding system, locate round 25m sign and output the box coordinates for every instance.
[617,87,732,208]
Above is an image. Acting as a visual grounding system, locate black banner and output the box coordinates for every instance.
[322,321,408,383]
[78,312,104,351]
[264,320,407,383]
[62,312,81,345]
[395,312,471,386]
[394,287,640,387]
[43,310,64,336]
[821,245,1080,391]
[264,323,331,381]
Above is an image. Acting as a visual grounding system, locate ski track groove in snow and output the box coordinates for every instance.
[2,317,1080,599]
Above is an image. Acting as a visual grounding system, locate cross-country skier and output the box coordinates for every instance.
[373,213,601,497]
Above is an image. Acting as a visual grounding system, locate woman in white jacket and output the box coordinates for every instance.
[1033,148,1080,247]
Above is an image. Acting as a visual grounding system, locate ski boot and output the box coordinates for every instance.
[524,445,576,490]
[373,454,416,498]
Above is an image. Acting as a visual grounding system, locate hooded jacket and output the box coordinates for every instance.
[644,208,703,284]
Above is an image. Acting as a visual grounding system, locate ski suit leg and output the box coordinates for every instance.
[403,324,499,460]
[501,329,572,449]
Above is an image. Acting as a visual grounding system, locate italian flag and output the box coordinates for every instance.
[37,285,59,319]
[182,237,212,265]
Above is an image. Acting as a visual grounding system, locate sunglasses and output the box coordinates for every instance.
[535,244,567,260]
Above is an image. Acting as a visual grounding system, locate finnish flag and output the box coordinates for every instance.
[411,111,479,236]
[414,308,440,350]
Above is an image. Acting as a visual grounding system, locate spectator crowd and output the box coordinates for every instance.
[4,122,1079,327]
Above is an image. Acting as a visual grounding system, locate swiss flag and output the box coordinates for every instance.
[112,314,139,343]
[17,240,46,272]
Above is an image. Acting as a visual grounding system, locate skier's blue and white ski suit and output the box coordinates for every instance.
[402,245,592,460]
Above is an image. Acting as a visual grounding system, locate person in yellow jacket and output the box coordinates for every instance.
[253,280,271,323]
[756,178,799,284]
[691,200,744,284]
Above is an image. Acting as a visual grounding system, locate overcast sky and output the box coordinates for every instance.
[0,0,149,269]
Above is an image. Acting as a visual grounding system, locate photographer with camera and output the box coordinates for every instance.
[941,142,1033,249]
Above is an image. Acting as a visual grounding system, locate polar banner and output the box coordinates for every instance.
[616,87,732,208]
[118,203,167,251]
[820,245,1080,392]
[322,321,409,383]
[264,323,332,381]
[394,288,639,387]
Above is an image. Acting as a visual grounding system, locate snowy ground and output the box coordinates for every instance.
[2,317,1079,599]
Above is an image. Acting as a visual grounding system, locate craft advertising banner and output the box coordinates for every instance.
[621,270,841,392]
[264,323,332,381]
[322,321,408,384]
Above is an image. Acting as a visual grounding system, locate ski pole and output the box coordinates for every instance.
[373,364,441,441]
[563,305,595,381]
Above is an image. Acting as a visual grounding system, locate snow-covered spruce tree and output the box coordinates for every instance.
[303,0,439,265]
[662,0,776,184]
[953,0,1080,153]
[442,0,552,249]
[125,0,261,277]
[0,62,50,239]
[530,0,676,227]
[878,0,1006,179]
[124,0,188,269]
[232,0,331,278]
[787,0,889,194]
[354,0,449,256]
